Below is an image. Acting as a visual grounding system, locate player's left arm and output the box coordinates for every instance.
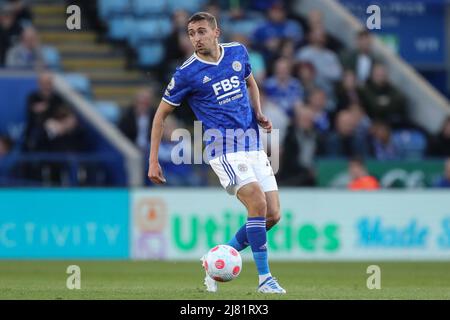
[246,73,272,132]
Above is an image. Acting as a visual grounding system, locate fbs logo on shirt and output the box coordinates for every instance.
[212,76,240,97]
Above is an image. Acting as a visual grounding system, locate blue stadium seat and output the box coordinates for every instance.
[137,43,164,67]
[41,46,61,70]
[167,0,205,13]
[98,0,131,21]
[393,129,427,159]
[128,19,170,47]
[108,16,135,41]
[132,0,167,16]
[158,17,173,37]
[229,19,263,38]
[94,101,121,124]
[61,73,91,98]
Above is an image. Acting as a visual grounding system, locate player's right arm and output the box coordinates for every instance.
[148,100,175,184]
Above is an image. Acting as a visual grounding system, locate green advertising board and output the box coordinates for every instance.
[317,160,444,188]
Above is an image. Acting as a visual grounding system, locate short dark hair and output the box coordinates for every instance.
[187,12,217,29]
[349,155,365,166]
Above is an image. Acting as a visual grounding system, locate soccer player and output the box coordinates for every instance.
[148,12,286,294]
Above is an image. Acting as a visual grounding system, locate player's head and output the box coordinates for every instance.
[348,156,367,179]
[187,12,220,55]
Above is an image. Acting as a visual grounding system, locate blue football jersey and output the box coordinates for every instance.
[162,42,262,160]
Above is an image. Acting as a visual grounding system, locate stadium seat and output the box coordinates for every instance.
[128,19,170,47]
[158,17,173,38]
[108,16,135,41]
[228,18,264,38]
[41,46,61,70]
[61,73,92,98]
[98,0,131,21]
[137,43,164,67]
[94,101,121,124]
[167,0,206,13]
[393,129,427,159]
[132,0,167,16]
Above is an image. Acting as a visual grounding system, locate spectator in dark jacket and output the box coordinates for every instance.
[119,88,157,152]
[429,115,450,157]
[360,63,408,128]
[325,109,370,157]
[277,106,321,186]
[340,30,379,84]
[24,72,63,152]
[0,4,22,66]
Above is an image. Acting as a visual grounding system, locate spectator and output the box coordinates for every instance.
[259,89,289,143]
[119,88,157,153]
[347,157,380,190]
[429,115,450,157]
[307,9,323,31]
[263,57,304,117]
[340,30,379,84]
[23,92,87,185]
[433,158,450,188]
[29,105,86,186]
[24,72,64,152]
[360,63,408,128]
[219,5,263,40]
[278,106,320,186]
[335,70,363,112]
[0,135,12,158]
[306,88,330,133]
[304,9,341,51]
[295,61,329,103]
[7,0,32,25]
[5,26,46,69]
[0,4,22,66]
[163,10,190,65]
[253,1,304,65]
[44,105,87,153]
[370,121,402,160]
[278,38,296,60]
[347,103,371,138]
[324,110,370,157]
[295,27,343,92]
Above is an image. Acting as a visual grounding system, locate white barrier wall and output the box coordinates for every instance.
[131,189,450,261]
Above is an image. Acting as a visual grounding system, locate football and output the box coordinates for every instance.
[203,244,242,282]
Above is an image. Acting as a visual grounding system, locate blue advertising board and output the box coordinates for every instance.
[0,189,129,258]
[338,0,447,67]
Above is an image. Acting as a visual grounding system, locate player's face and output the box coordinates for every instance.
[187,20,219,55]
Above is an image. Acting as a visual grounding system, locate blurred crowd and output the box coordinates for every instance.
[0,0,449,188]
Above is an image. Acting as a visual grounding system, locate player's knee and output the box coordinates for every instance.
[251,194,267,217]
[248,189,267,216]
[266,214,281,230]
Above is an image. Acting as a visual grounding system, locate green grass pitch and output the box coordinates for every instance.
[0,261,450,299]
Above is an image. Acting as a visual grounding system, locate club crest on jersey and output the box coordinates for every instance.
[167,77,175,91]
[238,163,248,172]
[232,61,242,72]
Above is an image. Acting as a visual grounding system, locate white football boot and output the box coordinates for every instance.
[200,255,217,292]
[257,277,286,294]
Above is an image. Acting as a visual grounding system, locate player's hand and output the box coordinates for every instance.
[148,162,167,184]
[257,113,272,133]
